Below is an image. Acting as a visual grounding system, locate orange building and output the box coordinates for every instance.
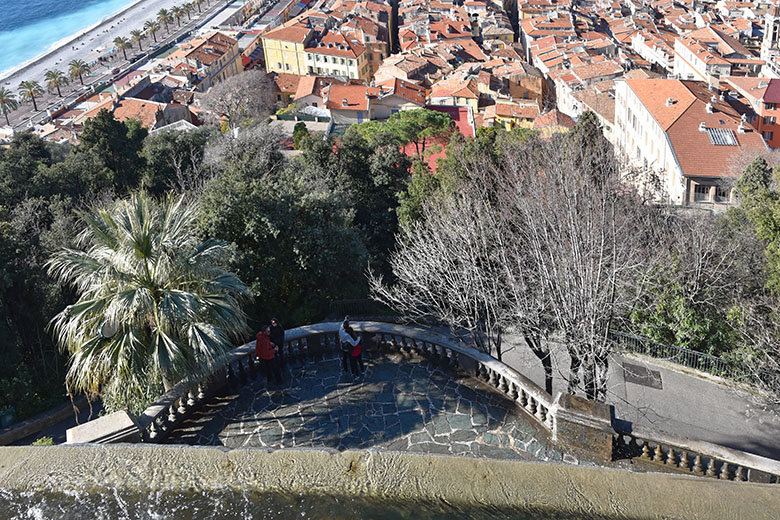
[726,77,780,148]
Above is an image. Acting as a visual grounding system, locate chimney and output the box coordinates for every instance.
[738,122,746,134]
[710,94,717,104]
[706,102,714,114]
[342,98,348,106]
[665,97,674,107]
[699,122,707,131]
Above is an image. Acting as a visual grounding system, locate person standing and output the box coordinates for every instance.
[346,325,364,380]
[269,318,285,369]
[339,316,355,376]
[255,326,282,385]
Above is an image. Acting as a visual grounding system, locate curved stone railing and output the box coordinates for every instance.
[613,428,780,484]
[125,321,780,484]
[135,321,558,444]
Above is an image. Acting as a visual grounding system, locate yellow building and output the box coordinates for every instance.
[493,101,539,130]
[262,24,313,75]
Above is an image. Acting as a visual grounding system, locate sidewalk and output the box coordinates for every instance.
[496,334,780,461]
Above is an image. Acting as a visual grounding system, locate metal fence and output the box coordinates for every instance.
[610,330,779,391]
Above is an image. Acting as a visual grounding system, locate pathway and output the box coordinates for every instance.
[498,334,780,461]
[166,348,564,463]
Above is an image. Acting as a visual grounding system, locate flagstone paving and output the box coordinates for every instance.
[166,349,564,462]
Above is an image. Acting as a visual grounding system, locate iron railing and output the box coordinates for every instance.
[610,330,779,391]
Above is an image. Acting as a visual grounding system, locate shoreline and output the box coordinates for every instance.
[0,0,148,85]
[0,0,197,90]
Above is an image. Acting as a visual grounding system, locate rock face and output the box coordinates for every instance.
[1,444,779,519]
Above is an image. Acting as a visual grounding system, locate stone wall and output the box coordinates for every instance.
[1,445,779,519]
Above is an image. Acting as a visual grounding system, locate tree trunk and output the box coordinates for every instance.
[525,335,553,395]
[162,375,175,392]
[568,351,581,395]
[4,110,9,126]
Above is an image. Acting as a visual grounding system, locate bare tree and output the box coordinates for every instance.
[496,133,665,401]
[199,70,276,130]
[370,191,507,359]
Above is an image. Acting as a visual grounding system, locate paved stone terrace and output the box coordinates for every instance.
[167,347,564,462]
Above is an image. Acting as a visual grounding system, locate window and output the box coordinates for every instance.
[763,130,775,141]
[766,102,777,110]
[715,186,730,202]
[285,63,290,71]
[277,62,282,69]
[764,116,776,125]
[315,55,320,62]
[368,54,373,61]
[349,59,355,66]
[276,94,282,101]
[341,58,345,64]
[694,183,710,202]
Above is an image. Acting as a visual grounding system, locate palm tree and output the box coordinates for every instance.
[171,6,184,27]
[44,69,69,97]
[113,36,132,61]
[68,59,91,86]
[0,87,18,126]
[18,80,44,112]
[48,192,251,404]
[144,20,160,43]
[130,29,145,51]
[194,0,203,14]
[157,8,171,32]
[183,3,193,21]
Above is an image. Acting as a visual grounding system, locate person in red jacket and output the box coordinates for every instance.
[256,326,282,384]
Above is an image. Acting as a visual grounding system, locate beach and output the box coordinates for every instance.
[0,0,207,90]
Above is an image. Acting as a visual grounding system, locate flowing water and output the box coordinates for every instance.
[0,488,620,519]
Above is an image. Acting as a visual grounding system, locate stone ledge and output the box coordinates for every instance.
[0,445,779,519]
[0,396,88,446]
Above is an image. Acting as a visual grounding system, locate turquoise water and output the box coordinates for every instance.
[0,0,133,76]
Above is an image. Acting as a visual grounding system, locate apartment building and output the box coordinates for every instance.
[615,78,766,207]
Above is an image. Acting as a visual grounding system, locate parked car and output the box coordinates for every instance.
[111,67,120,74]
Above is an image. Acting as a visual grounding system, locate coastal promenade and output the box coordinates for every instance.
[2,0,235,129]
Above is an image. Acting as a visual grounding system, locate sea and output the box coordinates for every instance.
[0,0,132,78]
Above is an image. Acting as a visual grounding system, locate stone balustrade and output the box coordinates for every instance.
[613,428,780,484]
[98,321,780,484]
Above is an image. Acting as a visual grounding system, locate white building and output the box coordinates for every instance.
[614,78,766,207]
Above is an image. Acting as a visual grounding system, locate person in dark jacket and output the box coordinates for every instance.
[269,318,285,368]
[256,326,282,385]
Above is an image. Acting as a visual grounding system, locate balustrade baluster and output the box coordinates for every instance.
[665,447,676,466]
[719,462,731,480]
[177,396,187,415]
[509,383,519,400]
[526,396,537,415]
[148,420,159,440]
[187,391,195,407]
[391,336,399,350]
[498,375,509,393]
[545,409,554,429]
[679,451,689,471]
[535,402,545,422]
[480,364,490,382]
[519,389,528,407]
[248,354,257,378]
[692,455,704,475]
[653,445,663,462]
[705,459,717,478]
[735,466,745,481]
[488,369,498,387]
[640,442,651,460]
[167,405,176,424]
[197,384,206,400]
